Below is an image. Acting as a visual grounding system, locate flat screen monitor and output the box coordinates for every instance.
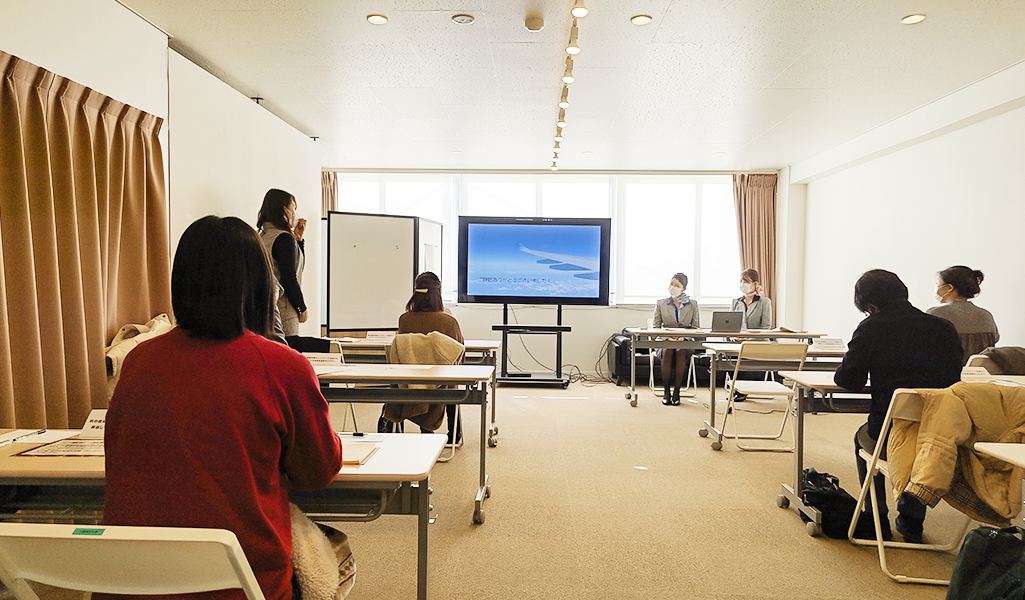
[458,216,611,306]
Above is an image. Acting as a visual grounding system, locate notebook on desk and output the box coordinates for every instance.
[710,311,743,333]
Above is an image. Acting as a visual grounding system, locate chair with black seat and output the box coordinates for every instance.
[847,388,973,586]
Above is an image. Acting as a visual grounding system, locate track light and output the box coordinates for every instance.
[562,57,575,84]
[554,129,564,143]
[554,144,561,153]
[566,22,580,55]
[557,109,566,128]
[572,1,588,18]
[559,87,570,109]
[552,155,560,162]
[550,164,558,171]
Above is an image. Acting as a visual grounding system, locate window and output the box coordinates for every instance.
[617,175,739,304]
[330,172,740,304]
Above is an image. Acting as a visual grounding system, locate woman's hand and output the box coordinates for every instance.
[293,217,307,241]
[298,310,308,323]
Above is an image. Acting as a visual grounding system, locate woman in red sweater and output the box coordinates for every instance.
[104,216,343,600]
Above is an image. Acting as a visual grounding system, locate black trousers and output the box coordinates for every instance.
[855,422,927,523]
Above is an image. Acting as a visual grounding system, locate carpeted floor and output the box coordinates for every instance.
[330,381,967,600]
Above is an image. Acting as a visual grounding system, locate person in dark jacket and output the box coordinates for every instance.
[834,269,962,543]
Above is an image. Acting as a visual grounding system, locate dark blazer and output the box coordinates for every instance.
[834,301,963,439]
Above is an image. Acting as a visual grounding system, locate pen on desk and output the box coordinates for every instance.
[0,429,47,448]
[338,432,365,437]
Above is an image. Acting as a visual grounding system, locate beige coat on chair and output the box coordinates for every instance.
[383,332,464,431]
[888,381,1025,525]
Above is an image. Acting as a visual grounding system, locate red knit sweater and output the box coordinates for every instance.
[104,328,342,600]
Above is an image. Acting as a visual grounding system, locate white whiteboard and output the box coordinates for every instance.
[328,212,415,331]
[418,218,443,276]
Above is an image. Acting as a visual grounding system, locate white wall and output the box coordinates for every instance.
[168,50,322,335]
[802,104,1025,346]
[0,0,167,119]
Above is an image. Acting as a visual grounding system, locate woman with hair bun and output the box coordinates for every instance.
[927,265,999,364]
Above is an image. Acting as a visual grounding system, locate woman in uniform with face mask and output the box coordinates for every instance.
[257,189,308,338]
[730,268,772,330]
[652,272,701,405]
[927,265,999,364]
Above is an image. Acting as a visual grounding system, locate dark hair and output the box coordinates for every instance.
[256,188,296,231]
[172,216,274,339]
[406,271,444,313]
[853,269,908,314]
[741,268,759,283]
[672,272,689,289]
[939,265,984,299]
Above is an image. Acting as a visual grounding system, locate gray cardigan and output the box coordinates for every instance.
[730,295,772,330]
[653,296,701,329]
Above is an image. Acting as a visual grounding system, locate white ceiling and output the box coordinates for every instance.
[122,0,1025,172]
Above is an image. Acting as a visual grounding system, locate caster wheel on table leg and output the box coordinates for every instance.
[710,440,722,451]
[487,437,497,448]
[473,510,486,524]
[493,425,499,435]
[776,495,789,509]
[806,522,821,537]
[698,428,708,438]
[484,484,491,499]
[630,397,637,407]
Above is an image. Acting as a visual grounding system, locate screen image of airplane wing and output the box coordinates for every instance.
[518,244,600,280]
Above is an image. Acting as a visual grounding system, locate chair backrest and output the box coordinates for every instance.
[965,354,1001,375]
[0,523,265,600]
[646,317,654,329]
[388,331,464,366]
[889,388,924,423]
[736,341,808,364]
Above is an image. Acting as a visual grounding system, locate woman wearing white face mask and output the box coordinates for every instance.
[730,268,772,330]
[257,188,308,337]
[652,272,701,405]
[927,265,999,364]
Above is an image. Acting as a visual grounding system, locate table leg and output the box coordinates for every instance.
[473,386,490,524]
[628,333,638,407]
[777,385,821,531]
[700,352,722,446]
[416,475,430,600]
[487,351,498,447]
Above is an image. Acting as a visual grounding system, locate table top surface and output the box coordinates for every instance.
[0,432,446,483]
[702,342,846,357]
[335,338,499,351]
[315,363,494,383]
[962,374,1025,386]
[626,327,824,339]
[778,370,858,390]
[974,442,1025,468]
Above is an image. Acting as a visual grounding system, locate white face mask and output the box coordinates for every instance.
[740,282,755,295]
[668,285,683,298]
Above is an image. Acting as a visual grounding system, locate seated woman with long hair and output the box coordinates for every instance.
[104,216,342,600]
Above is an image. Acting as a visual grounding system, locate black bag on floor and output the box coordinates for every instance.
[800,468,874,539]
[947,526,1025,600]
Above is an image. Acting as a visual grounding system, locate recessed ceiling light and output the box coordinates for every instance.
[582,151,593,155]
[715,151,727,156]
[630,15,652,26]
[367,14,388,25]
[452,14,475,25]
[901,14,926,25]
[451,150,462,155]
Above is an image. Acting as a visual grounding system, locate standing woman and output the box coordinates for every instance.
[730,268,772,330]
[927,265,999,364]
[258,189,307,337]
[652,272,701,405]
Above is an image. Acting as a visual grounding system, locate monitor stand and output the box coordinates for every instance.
[491,304,571,388]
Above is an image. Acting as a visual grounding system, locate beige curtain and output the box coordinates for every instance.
[0,51,171,428]
[733,173,778,324]
[321,171,337,218]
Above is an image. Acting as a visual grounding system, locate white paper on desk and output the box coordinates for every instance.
[0,430,77,445]
[79,409,107,439]
[961,367,992,380]
[20,438,105,456]
[365,331,395,341]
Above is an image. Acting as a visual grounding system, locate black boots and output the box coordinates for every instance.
[662,383,673,405]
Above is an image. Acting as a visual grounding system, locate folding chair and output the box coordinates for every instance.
[718,341,807,451]
[646,318,699,402]
[0,523,264,600]
[964,354,1000,375]
[847,389,973,586]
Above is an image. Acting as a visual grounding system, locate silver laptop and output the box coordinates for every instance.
[710,311,743,333]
